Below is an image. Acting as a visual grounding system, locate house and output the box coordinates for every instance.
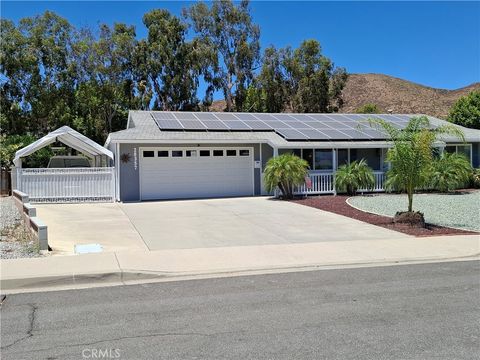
[105,111,480,202]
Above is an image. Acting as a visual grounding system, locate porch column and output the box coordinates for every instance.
[272,147,279,198]
[332,149,337,195]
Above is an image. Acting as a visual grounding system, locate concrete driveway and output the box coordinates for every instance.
[37,197,411,254]
[35,203,148,255]
[119,197,410,250]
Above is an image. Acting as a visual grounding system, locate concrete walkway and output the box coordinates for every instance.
[1,234,478,293]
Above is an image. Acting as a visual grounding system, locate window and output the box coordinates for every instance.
[186,150,197,157]
[200,150,210,157]
[445,144,472,163]
[456,145,471,160]
[350,148,381,170]
[226,150,236,156]
[314,149,333,170]
[445,146,456,154]
[158,151,168,157]
[213,150,224,157]
[239,149,250,156]
[302,149,313,170]
[143,151,154,158]
[337,149,349,167]
[172,150,183,157]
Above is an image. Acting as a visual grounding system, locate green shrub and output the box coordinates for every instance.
[430,153,472,192]
[335,159,375,195]
[264,153,309,199]
[470,168,480,188]
[356,103,380,114]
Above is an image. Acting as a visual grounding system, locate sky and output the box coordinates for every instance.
[2,1,479,98]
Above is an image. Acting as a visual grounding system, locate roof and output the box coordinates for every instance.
[14,126,114,167]
[105,110,480,145]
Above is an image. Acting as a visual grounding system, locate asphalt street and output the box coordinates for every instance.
[1,261,479,360]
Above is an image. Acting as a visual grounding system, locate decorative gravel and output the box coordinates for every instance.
[0,196,42,259]
[348,191,480,232]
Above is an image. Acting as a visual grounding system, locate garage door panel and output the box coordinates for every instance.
[140,148,253,200]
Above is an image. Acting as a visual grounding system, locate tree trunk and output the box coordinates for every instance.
[407,190,413,212]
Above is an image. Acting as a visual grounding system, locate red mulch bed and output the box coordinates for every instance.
[292,195,478,237]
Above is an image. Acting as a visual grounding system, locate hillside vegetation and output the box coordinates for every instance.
[211,74,479,119]
[340,74,480,119]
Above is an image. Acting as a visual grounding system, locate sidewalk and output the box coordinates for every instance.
[1,235,479,293]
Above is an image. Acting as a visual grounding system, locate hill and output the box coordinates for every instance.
[340,73,480,119]
[209,74,479,119]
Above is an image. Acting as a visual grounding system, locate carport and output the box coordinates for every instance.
[13,126,115,203]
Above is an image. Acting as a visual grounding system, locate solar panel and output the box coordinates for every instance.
[214,113,240,121]
[306,121,336,129]
[149,111,426,140]
[339,129,373,139]
[235,113,258,120]
[273,114,296,121]
[243,120,270,130]
[194,112,219,121]
[261,120,286,127]
[297,129,330,140]
[179,119,206,130]
[320,129,354,139]
[252,114,276,121]
[173,112,197,120]
[200,120,229,130]
[357,129,388,138]
[276,128,309,140]
[221,120,251,130]
[151,112,176,120]
[154,119,183,129]
[282,120,306,128]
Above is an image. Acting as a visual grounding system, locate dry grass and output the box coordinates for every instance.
[206,74,479,119]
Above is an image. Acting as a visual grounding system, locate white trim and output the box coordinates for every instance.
[109,139,272,144]
[115,143,120,201]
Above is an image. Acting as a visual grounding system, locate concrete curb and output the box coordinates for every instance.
[2,253,479,293]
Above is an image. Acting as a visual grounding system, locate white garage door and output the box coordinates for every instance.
[140,147,254,200]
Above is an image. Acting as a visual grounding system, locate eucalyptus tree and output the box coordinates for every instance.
[257,40,347,113]
[136,9,200,111]
[184,0,260,112]
[1,11,77,135]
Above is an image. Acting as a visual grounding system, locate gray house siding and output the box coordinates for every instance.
[118,142,263,201]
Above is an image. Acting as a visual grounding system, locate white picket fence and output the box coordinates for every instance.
[294,171,386,195]
[16,168,115,203]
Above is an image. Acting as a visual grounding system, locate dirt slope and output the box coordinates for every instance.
[208,73,479,119]
[341,73,479,119]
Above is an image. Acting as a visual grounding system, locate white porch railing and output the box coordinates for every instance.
[358,171,386,192]
[294,173,334,195]
[16,167,115,203]
[294,171,386,195]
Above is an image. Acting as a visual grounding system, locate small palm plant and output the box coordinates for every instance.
[369,115,464,213]
[335,159,375,195]
[430,153,472,192]
[264,153,309,199]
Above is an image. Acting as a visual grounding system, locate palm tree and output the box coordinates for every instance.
[335,159,375,195]
[264,153,309,199]
[430,153,472,192]
[369,116,464,213]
